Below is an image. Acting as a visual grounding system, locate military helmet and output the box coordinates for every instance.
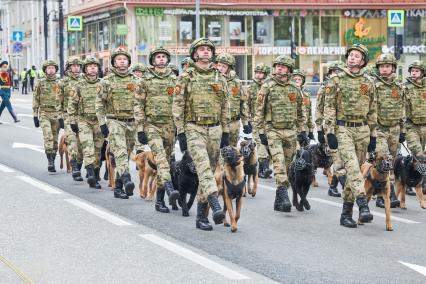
[168,63,179,76]
[408,60,425,73]
[375,53,397,68]
[254,63,268,74]
[181,57,192,68]
[111,47,131,66]
[189,38,216,61]
[83,56,100,71]
[273,55,295,71]
[215,53,235,69]
[149,46,171,66]
[132,63,146,73]
[65,56,83,70]
[42,60,59,73]
[345,44,369,67]
[292,69,306,84]
[265,65,271,75]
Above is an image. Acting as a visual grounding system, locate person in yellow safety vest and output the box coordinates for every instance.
[20,68,28,94]
[29,65,37,91]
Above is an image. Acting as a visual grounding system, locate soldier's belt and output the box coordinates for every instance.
[188,121,220,127]
[267,122,294,129]
[230,115,241,122]
[107,116,135,122]
[336,120,367,127]
[146,116,173,123]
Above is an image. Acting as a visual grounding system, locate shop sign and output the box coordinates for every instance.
[163,9,269,17]
[382,45,426,54]
[166,47,249,55]
[116,24,128,35]
[343,10,386,18]
[253,46,345,56]
[135,7,164,17]
[406,9,426,17]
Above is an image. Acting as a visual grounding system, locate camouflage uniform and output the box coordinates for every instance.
[131,63,147,154]
[33,60,62,172]
[69,56,104,188]
[173,38,229,230]
[323,44,377,227]
[135,47,179,212]
[255,55,307,212]
[96,48,137,198]
[292,69,314,134]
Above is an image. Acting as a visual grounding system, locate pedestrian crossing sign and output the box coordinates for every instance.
[388,10,404,27]
[68,16,83,31]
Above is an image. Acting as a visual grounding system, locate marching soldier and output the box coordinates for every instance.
[247,63,272,178]
[131,63,147,156]
[173,38,229,231]
[58,56,84,181]
[68,56,104,189]
[96,48,138,199]
[372,53,403,207]
[403,60,426,194]
[315,61,347,197]
[33,60,62,172]
[323,44,377,228]
[292,69,315,141]
[135,47,180,213]
[255,55,307,213]
[215,53,250,145]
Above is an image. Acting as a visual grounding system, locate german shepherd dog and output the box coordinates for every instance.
[288,145,314,211]
[105,143,116,189]
[131,151,157,200]
[307,143,333,187]
[58,134,71,173]
[239,138,258,197]
[170,151,198,216]
[361,153,394,231]
[216,146,245,232]
[394,152,426,210]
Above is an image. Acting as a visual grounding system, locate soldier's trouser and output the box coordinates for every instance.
[406,122,426,156]
[229,119,241,146]
[253,127,269,160]
[65,116,83,162]
[40,110,59,154]
[107,119,135,176]
[78,117,104,168]
[376,124,400,157]
[146,121,175,188]
[336,125,370,203]
[186,123,221,203]
[266,125,297,187]
[329,149,346,178]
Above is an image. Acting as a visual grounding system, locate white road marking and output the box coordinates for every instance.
[258,184,275,191]
[0,163,15,173]
[12,142,44,153]
[17,175,62,194]
[140,234,250,280]
[0,120,10,124]
[16,125,32,130]
[65,199,132,226]
[399,261,426,277]
[17,113,33,118]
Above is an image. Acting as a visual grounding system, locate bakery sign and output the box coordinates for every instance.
[253,46,346,56]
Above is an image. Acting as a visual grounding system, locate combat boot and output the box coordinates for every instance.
[207,194,225,224]
[114,176,128,199]
[375,196,385,208]
[338,175,347,189]
[155,188,170,213]
[356,195,373,223]
[165,181,179,204]
[70,159,83,181]
[274,185,292,212]
[47,153,56,172]
[262,160,273,178]
[328,175,341,197]
[340,202,357,228]
[86,165,96,188]
[406,187,416,196]
[196,202,213,231]
[121,172,134,196]
[389,183,400,208]
[93,168,102,189]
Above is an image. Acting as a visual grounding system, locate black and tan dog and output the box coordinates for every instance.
[58,134,71,173]
[361,153,394,231]
[394,151,426,210]
[170,151,198,216]
[307,143,333,188]
[239,138,258,197]
[215,146,245,233]
[288,146,314,211]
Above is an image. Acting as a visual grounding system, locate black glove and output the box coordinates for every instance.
[317,131,326,144]
[100,124,109,138]
[308,132,315,141]
[33,116,40,128]
[259,133,268,146]
[177,133,187,152]
[297,131,309,146]
[220,132,230,148]
[326,133,338,150]
[243,124,252,134]
[399,133,406,143]
[138,131,148,145]
[71,124,79,134]
[368,136,376,153]
[58,118,64,129]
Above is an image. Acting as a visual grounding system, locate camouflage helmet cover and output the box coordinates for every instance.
[149,46,171,66]
[65,56,83,70]
[273,55,295,71]
[111,47,131,66]
[189,38,216,61]
[83,56,100,71]
[215,53,235,69]
[42,59,59,73]
[375,53,397,68]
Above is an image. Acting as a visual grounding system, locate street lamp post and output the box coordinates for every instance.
[58,0,64,76]
[195,0,200,38]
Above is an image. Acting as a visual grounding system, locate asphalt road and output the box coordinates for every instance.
[1,93,425,283]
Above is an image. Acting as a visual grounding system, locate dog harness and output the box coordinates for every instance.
[223,175,246,199]
[366,167,387,195]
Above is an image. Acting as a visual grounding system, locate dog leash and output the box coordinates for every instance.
[400,142,418,162]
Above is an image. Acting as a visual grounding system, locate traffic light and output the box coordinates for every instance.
[395,34,403,60]
[291,41,297,59]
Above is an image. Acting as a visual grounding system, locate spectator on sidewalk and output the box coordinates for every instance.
[21,68,28,94]
[29,65,37,91]
[0,61,20,123]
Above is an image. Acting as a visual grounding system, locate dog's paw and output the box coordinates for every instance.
[231,226,237,233]
[400,203,407,210]
[182,211,189,217]
[172,205,179,210]
[386,225,393,231]
[296,204,304,212]
[303,200,311,211]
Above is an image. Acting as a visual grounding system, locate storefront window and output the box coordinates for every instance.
[98,20,110,51]
[205,16,225,46]
[301,15,319,46]
[274,16,299,46]
[111,16,126,49]
[178,15,195,46]
[229,16,246,47]
[136,15,177,49]
[321,16,340,46]
[253,16,273,45]
[87,22,97,53]
[405,17,422,45]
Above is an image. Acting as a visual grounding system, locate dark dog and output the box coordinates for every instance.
[239,138,258,197]
[170,151,198,216]
[307,143,333,187]
[288,146,314,212]
[361,153,393,231]
[394,152,426,210]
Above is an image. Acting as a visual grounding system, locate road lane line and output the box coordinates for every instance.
[399,261,426,277]
[17,114,33,118]
[257,184,275,191]
[0,163,15,173]
[16,125,32,130]
[140,234,250,280]
[17,176,63,195]
[65,198,132,226]
[0,255,34,284]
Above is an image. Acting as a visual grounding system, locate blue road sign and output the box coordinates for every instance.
[12,31,23,42]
